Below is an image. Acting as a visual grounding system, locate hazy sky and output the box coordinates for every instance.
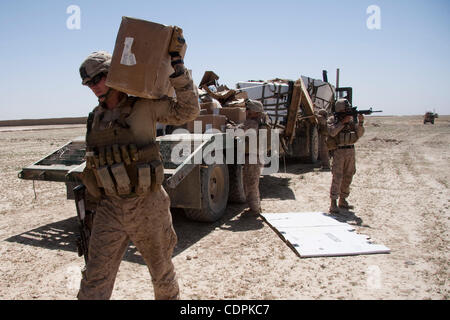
[0,0,449,120]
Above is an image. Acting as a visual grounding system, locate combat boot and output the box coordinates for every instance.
[329,199,339,214]
[242,207,261,217]
[338,198,354,210]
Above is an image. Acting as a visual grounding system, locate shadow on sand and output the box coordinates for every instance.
[5,203,264,266]
[5,159,332,265]
[327,208,370,228]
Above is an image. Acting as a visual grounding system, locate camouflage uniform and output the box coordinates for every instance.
[316,110,330,170]
[238,100,266,214]
[241,118,262,213]
[77,53,200,300]
[327,114,364,204]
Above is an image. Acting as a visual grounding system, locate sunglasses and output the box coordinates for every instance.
[86,73,105,87]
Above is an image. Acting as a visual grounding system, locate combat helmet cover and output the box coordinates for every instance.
[245,99,264,113]
[79,51,112,85]
[334,98,351,113]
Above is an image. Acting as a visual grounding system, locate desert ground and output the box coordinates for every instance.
[0,115,448,300]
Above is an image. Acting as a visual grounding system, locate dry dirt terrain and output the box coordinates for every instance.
[0,115,448,300]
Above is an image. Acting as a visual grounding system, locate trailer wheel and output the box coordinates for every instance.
[228,164,246,203]
[184,164,229,222]
[308,125,319,163]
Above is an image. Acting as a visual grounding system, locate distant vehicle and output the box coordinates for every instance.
[424,111,438,124]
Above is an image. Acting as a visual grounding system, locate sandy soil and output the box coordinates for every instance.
[0,116,448,300]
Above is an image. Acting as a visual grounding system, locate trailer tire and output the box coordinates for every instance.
[228,164,246,203]
[184,164,229,222]
[308,125,319,163]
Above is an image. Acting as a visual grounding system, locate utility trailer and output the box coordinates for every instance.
[18,132,246,223]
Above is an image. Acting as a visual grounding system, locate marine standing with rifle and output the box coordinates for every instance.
[76,28,200,300]
[327,98,365,213]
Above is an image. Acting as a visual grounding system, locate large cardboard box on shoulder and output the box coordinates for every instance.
[186,115,226,133]
[106,16,187,99]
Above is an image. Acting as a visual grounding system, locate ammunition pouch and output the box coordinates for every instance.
[80,167,102,200]
[150,159,164,192]
[337,131,358,146]
[136,164,151,195]
[84,142,164,198]
[110,163,131,195]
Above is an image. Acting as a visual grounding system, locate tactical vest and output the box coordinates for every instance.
[81,97,164,198]
[327,122,359,150]
[243,117,272,156]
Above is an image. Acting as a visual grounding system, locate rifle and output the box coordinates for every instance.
[73,184,93,264]
[335,107,382,123]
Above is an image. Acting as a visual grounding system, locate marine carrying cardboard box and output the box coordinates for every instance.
[186,115,226,133]
[106,16,187,99]
[219,107,246,123]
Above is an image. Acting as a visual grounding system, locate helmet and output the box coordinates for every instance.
[79,51,112,85]
[245,99,264,113]
[335,99,351,112]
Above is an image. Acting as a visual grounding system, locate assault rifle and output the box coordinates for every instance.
[335,107,382,123]
[73,184,93,264]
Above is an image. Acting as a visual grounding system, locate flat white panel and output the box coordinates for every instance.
[262,212,390,258]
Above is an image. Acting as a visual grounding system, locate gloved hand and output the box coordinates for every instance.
[168,26,185,58]
[342,115,353,124]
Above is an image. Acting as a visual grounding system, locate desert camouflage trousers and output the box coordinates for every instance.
[77,187,179,300]
[330,148,356,200]
[319,135,330,169]
[243,162,262,212]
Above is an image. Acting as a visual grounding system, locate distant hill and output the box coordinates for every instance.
[0,117,87,127]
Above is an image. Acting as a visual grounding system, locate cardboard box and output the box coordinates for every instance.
[219,107,246,123]
[235,91,248,100]
[186,115,226,133]
[106,17,187,99]
[223,98,246,108]
[200,102,221,114]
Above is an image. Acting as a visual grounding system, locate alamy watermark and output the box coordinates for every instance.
[367,5,381,30]
[66,5,381,31]
[66,5,81,30]
[169,124,280,175]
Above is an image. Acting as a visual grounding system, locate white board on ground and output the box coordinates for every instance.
[261,212,390,258]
